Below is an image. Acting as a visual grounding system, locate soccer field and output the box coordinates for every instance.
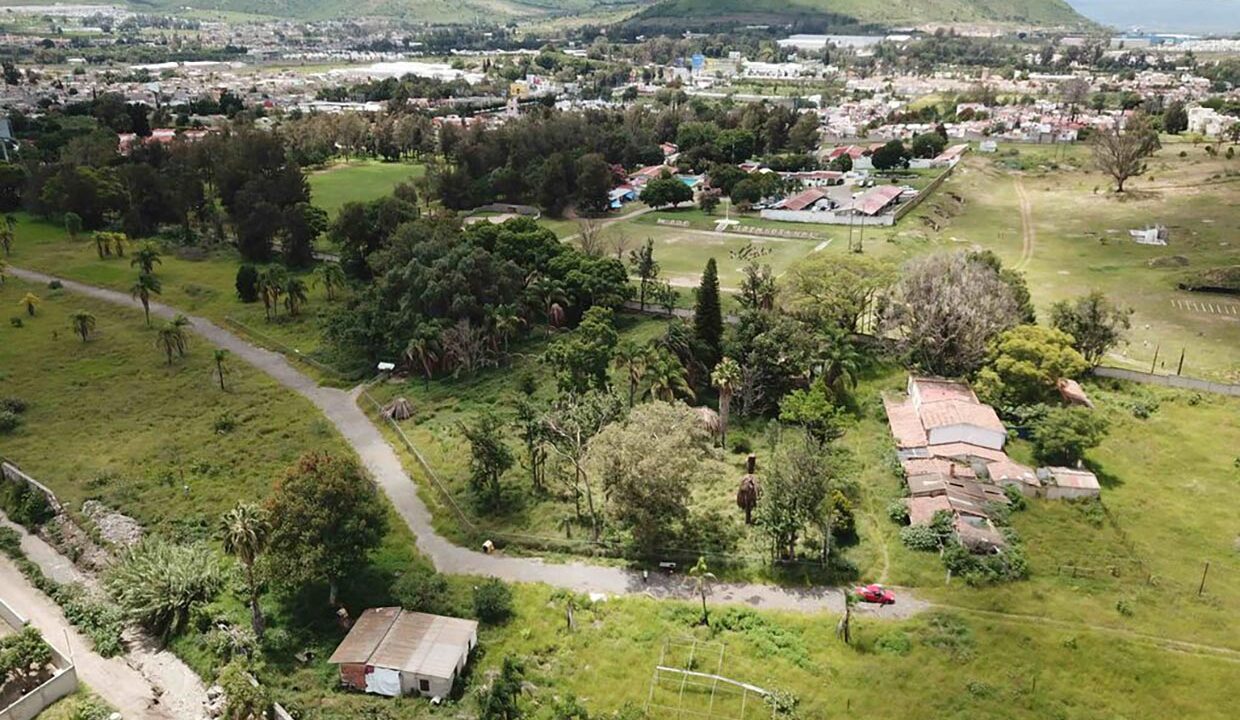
[308,159,426,218]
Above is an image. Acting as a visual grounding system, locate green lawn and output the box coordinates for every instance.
[308,159,426,219]
[5,214,339,367]
[914,139,1240,381]
[0,276,348,530]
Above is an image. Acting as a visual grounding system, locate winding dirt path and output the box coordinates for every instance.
[6,266,923,619]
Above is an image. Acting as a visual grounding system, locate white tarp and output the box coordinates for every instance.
[366,666,402,697]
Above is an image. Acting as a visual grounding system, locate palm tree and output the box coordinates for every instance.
[155,323,181,365]
[69,310,96,342]
[220,503,270,638]
[613,339,650,408]
[109,231,127,258]
[213,348,230,391]
[815,330,862,401]
[644,347,694,402]
[710,357,742,447]
[258,266,287,321]
[403,327,440,391]
[18,292,40,316]
[282,276,308,317]
[130,272,161,326]
[170,314,192,357]
[313,262,345,301]
[0,257,7,285]
[488,303,522,359]
[130,243,162,274]
[837,590,857,645]
[688,556,716,626]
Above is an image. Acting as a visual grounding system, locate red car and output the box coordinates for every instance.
[854,584,896,605]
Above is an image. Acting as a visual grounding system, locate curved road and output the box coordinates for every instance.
[9,266,923,619]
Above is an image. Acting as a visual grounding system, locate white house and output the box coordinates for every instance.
[907,377,1007,451]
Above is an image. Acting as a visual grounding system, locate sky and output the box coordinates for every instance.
[1065,0,1240,34]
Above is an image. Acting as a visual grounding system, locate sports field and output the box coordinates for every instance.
[308,159,426,218]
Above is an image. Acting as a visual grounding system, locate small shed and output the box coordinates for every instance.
[328,608,478,700]
[1037,467,1101,500]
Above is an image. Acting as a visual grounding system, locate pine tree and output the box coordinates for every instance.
[693,258,723,368]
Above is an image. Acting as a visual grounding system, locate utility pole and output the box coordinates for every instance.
[1176,347,1185,376]
[1198,562,1210,596]
[1149,344,1160,375]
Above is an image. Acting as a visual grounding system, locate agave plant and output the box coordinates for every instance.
[105,539,224,641]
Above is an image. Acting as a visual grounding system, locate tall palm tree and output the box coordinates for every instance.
[688,556,716,626]
[213,348,230,391]
[258,266,288,321]
[644,347,694,402]
[109,231,127,258]
[170,314,192,357]
[130,243,162,274]
[130,272,161,326]
[313,262,345,301]
[282,276,308,317]
[220,503,270,638]
[612,339,650,408]
[404,327,440,391]
[69,310,96,342]
[18,292,40,316]
[710,357,743,447]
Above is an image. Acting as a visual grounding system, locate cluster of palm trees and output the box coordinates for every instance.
[155,314,192,365]
[256,266,309,320]
[402,305,526,387]
[612,331,700,409]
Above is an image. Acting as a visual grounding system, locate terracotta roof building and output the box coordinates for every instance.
[328,608,478,699]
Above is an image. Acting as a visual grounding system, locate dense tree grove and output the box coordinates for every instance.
[324,215,631,371]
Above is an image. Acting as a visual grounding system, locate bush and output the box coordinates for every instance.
[392,562,450,615]
[899,524,941,551]
[235,264,260,303]
[47,279,63,290]
[105,539,224,640]
[0,482,55,528]
[1032,407,1109,465]
[886,498,910,525]
[874,629,912,656]
[473,578,514,624]
[0,397,27,414]
[0,410,21,434]
[65,697,114,720]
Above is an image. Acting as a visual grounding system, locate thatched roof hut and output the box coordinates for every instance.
[382,397,415,421]
[695,406,721,436]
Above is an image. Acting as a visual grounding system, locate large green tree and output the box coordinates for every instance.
[975,325,1089,408]
[264,452,388,606]
[1050,291,1132,366]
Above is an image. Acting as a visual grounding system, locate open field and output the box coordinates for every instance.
[914,139,1240,381]
[0,276,348,529]
[4,214,336,363]
[308,159,426,219]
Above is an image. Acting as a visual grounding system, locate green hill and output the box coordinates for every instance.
[125,0,636,23]
[630,0,1088,30]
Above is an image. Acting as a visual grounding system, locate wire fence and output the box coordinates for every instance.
[221,316,355,381]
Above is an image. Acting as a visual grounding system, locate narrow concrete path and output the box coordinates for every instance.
[1,515,209,719]
[0,556,175,719]
[1013,177,1036,270]
[8,266,923,618]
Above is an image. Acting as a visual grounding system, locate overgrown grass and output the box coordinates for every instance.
[0,277,348,530]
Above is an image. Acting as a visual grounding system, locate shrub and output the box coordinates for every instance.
[235,264,260,303]
[472,578,514,624]
[392,562,450,615]
[106,539,224,640]
[874,629,912,656]
[1032,407,1109,465]
[65,697,114,720]
[9,317,22,328]
[47,279,63,290]
[0,482,55,528]
[0,397,27,413]
[887,498,910,525]
[1002,484,1028,511]
[0,410,21,434]
[900,524,941,551]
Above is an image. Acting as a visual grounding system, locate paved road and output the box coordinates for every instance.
[9,266,925,618]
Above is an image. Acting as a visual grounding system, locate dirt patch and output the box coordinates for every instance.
[1149,255,1190,269]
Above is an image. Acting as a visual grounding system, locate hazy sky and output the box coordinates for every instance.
[1066,0,1240,34]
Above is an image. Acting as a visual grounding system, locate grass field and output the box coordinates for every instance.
[913,139,1240,381]
[4,214,337,365]
[308,159,426,219]
[0,276,348,530]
